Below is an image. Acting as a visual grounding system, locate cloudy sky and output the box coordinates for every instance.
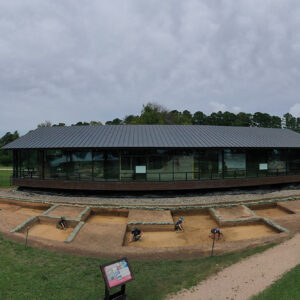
[0,0,300,136]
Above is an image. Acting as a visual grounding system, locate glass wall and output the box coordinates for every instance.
[224,149,246,178]
[69,151,92,180]
[93,151,105,180]
[198,150,222,179]
[44,150,69,179]
[17,150,41,178]
[174,151,195,180]
[14,148,300,182]
[148,150,173,181]
[287,149,300,174]
[267,149,286,176]
[105,151,120,180]
[246,149,268,177]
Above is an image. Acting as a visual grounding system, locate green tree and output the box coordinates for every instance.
[123,115,140,124]
[283,113,296,130]
[89,121,102,126]
[52,123,66,127]
[252,112,272,127]
[0,131,20,166]
[105,118,123,125]
[138,103,168,124]
[37,120,52,127]
[192,111,207,125]
[234,112,252,127]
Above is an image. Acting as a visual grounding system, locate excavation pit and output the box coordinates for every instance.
[124,210,281,248]
[214,206,255,221]
[85,209,128,225]
[47,205,85,219]
[0,201,49,216]
[27,223,73,242]
[250,204,294,219]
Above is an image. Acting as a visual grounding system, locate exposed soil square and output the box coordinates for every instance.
[222,223,278,241]
[47,206,84,219]
[28,223,73,242]
[215,206,255,220]
[278,200,300,213]
[74,223,127,249]
[0,203,46,216]
[124,213,278,248]
[0,203,21,212]
[86,214,128,225]
[15,207,46,216]
[124,213,218,248]
[128,210,173,224]
[252,207,291,218]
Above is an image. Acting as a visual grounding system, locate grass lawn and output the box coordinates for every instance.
[0,234,276,300]
[0,170,11,188]
[251,264,300,300]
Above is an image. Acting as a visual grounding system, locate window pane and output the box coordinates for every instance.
[174,151,194,180]
[199,150,222,179]
[246,149,268,177]
[18,150,40,178]
[121,156,133,181]
[93,151,104,180]
[287,149,300,174]
[69,151,92,180]
[148,155,173,181]
[44,150,69,179]
[268,149,286,175]
[224,149,246,178]
[104,151,119,180]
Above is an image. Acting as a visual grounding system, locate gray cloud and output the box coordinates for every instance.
[0,0,300,135]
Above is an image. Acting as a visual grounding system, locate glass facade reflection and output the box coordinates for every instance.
[13,148,300,182]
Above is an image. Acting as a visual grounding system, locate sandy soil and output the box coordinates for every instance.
[253,207,291,218]
[74,223,127,248]
[127,209,173,223]
[0,210,33,232]
[168,234,300,300]
[47,205,84,219]
[215,206,254,220]
[28,223,73,242]
[124,215,278,248]
[15,207,45,216]
[0,203,45,216]
[86,214,128,224]
[278,200,300,213]
[0,202,21,211]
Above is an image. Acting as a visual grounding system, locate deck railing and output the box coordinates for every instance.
[12,167,300,183]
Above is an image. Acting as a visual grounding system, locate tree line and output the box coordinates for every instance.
[0,102,300,166]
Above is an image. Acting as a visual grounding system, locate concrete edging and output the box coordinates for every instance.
[65,221,85,243]
[10,216,38,233]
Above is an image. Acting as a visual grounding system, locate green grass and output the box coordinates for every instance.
[251,264,300,300]
[0,234,276,300]
[0,170,11,187]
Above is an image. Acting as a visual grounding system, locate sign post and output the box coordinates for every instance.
[211,232,216,256]
[100,257,134,300]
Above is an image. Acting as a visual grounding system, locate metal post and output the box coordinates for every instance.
[211,232,216,256]
[25,227,29,247]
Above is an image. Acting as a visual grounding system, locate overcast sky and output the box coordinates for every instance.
[0,0,300,136]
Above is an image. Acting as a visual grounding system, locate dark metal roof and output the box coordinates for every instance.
[2,125,300,149]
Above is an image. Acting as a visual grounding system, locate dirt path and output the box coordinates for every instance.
[167,234,300,300]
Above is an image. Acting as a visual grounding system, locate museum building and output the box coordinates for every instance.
[2,125,300,191]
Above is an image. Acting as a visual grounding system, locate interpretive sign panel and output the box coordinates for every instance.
[135,166,146,174]
[259,163,268,170]
[101,258,134,290]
